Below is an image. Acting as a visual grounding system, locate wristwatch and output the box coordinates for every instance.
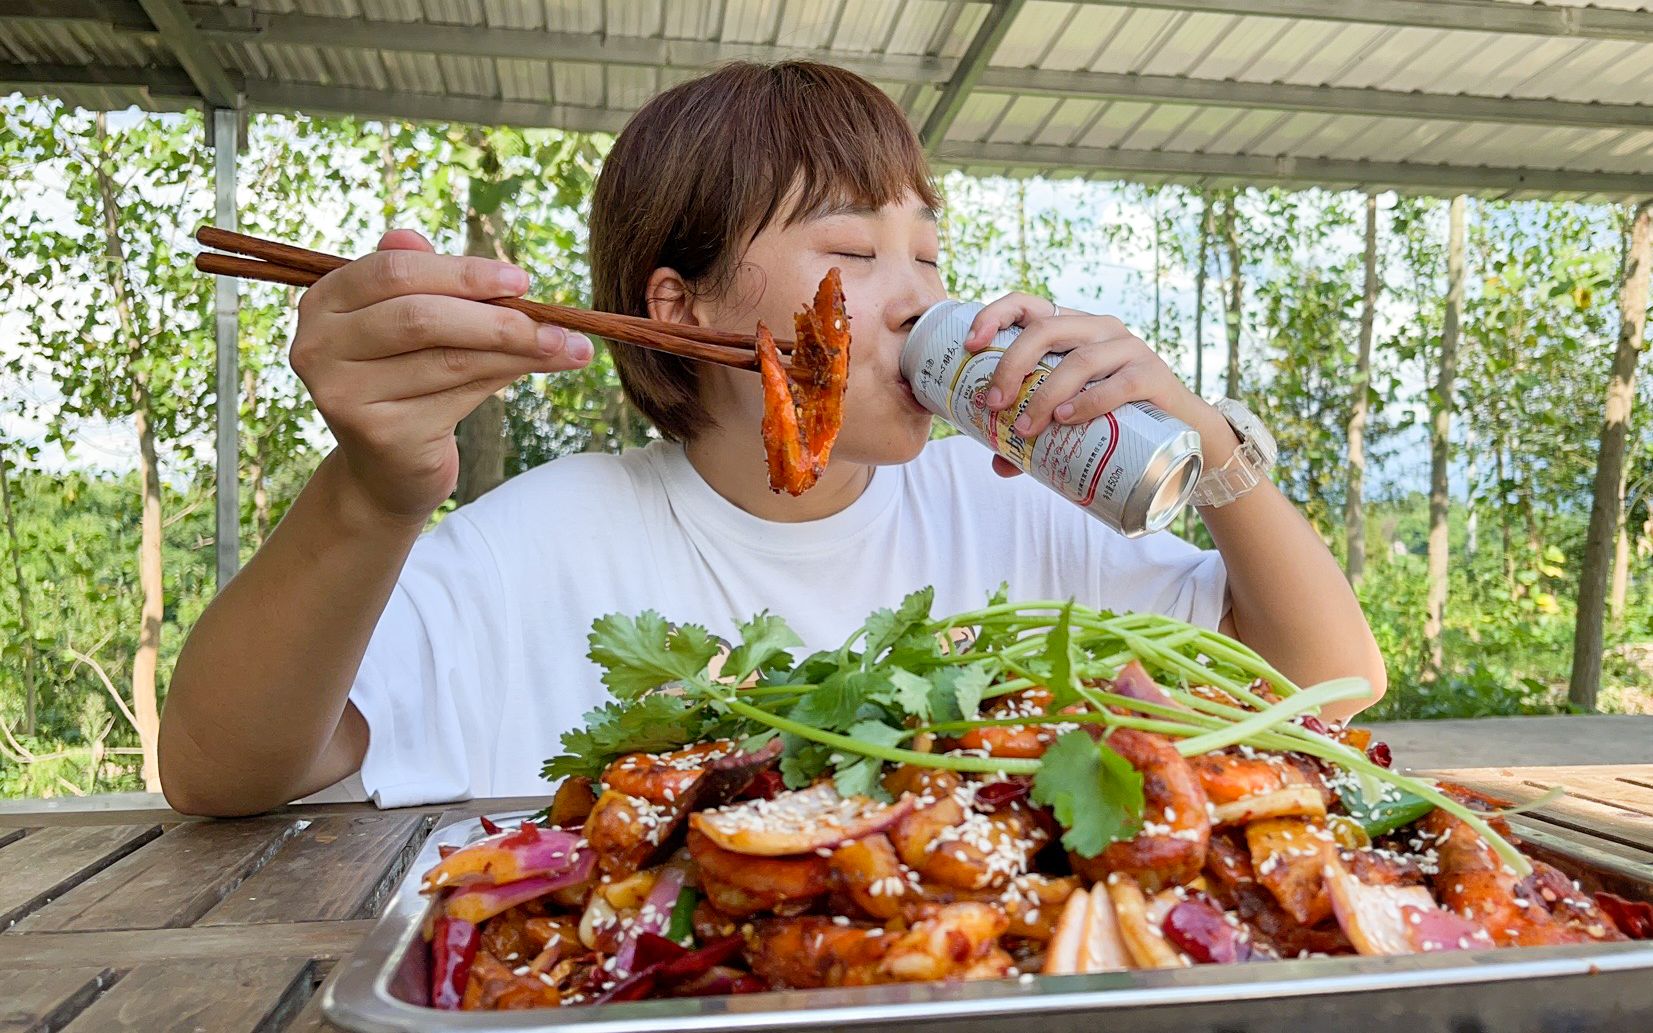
[1191,398,1277,509]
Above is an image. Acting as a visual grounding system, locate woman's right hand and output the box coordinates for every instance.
[290,229,594,525]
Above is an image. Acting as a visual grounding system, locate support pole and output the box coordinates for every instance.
[212,106,240,588]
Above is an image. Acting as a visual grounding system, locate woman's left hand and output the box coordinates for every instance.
[963,292,1238,476]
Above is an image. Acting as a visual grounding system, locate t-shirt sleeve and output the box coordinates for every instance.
[347,510,512,808]
[1091,527,1231,631]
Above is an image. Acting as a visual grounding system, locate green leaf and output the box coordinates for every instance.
[542,694,706,781]
[831,720,903,801]
[886,669,934,722]
[1043,599,1080,708]
[951,663,991,721]
[787,669,879,732]
[862,586,935,660]
[1031,730,1145,858]
[724,612,803,684]
[587,610,720,698]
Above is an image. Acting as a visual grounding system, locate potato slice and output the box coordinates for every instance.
[1043,888,1091,976]
[1077,884,1131,973]
[689,783,915,857]
[1106,874,1189,969]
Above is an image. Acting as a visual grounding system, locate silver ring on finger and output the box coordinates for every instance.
[1047,297,1060,319]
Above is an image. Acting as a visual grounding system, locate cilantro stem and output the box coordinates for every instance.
[720,697,1040,776]
[1171,678,1372,756]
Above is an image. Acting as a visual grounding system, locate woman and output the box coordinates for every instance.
[159,61,1383,816]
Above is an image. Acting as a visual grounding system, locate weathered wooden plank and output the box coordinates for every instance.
[61,958,314,1033]
[0,824,162,930]
[0,827,26,851]
[0,920,375,970]
[0,966,115,1033]
[14,817,299,932]
[1425,767,1653,853]
[0,795,549,829]
[201,813,428,925]
[279,961,341,1033]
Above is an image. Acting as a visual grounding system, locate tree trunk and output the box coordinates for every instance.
[1221,194,1244,398]
[1570,201,1652,711]
[454,131,513,505]
[1609,461,1631,620]
[380,120,402,231]
[0,443,35,734]
[1345,193,1379,587]
[94,112,163,791]
[1423,195,1466,682]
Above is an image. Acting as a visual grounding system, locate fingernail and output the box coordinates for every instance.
[1014,414,1032,435]
[566,334,594,363]
[537,325,566,355]
[985,387,1003,408]
[1054,402,1075,422]
[497,264,529,294]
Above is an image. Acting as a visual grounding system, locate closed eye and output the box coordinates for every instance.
[831,251,876,261]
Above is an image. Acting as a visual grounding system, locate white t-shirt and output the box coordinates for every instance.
[348,436,1228,807]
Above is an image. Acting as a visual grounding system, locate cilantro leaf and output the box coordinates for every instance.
[1031,730,1145,858]
[723,612,803,684]
[1043,599,1081,708]
[779,739,832,789]
[587,611,720,698]
[788,669,886,732]
[885,669,934,722]
[951,663,991,721]
[832,720,903,801]
[862,586,935,661]
[543,694,706,781]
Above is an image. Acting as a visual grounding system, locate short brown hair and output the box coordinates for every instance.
[589,61,941,442]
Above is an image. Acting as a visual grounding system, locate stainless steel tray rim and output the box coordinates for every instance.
[321,812,1653,1033]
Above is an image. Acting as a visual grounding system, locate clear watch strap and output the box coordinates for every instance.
[1192,437,1263,509]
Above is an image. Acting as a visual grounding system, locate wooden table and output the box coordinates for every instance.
[3,717,1650,1033]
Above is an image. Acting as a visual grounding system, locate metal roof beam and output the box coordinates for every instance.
[979,68,1653,132]
[921,0,1027,152]
[0,60,192,92]
[937,140,1653,199]
[1069,0,1653,44]
[240,81,632,134]
[134,0,237,107]
[183,8,951,85]
[0,0,152,30]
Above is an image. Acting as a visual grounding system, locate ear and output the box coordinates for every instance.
[646,267,700,326]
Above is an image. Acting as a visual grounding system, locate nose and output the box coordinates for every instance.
[889,264,947,335]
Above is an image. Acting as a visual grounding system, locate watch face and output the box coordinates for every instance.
[1222,400,1277,464]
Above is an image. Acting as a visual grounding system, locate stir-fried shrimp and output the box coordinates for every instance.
[745,916,891,988]
[686,827,831,917]
[877,903,1013,983]
[1072,730,1211,891]
[953,688,1058,758]
[1422,806,1626,947]
[1189,749,1330,808]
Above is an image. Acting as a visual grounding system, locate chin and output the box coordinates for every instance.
[835,414,933,467]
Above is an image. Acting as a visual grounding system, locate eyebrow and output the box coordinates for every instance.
[810,199,941,223]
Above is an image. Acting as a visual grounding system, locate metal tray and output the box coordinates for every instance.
[321,811,1653,1033]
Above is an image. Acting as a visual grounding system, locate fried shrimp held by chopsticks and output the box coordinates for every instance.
[758,268,850,495]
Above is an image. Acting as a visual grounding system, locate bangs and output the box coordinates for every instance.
[747,63,942,236]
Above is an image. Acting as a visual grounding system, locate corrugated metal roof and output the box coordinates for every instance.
[2,0,1649,199]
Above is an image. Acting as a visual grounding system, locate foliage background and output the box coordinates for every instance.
[2,99,1650,797]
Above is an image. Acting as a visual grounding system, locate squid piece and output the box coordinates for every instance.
[758,268,850,495]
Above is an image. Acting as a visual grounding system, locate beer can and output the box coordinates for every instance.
[901,300,1203,537]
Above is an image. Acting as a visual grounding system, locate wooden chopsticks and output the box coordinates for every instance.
[193,226,792,371]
